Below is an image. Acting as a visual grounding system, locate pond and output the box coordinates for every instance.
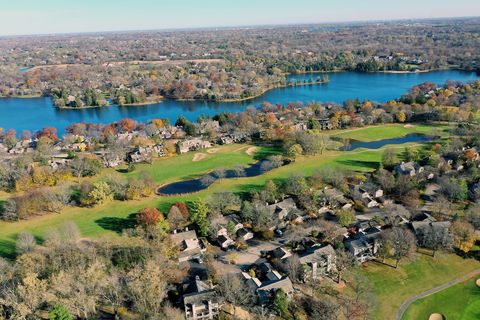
[157,159,277,195]
[0,70,477,134]
[338,133,434,151]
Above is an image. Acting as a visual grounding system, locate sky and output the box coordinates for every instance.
[0,0,478,36]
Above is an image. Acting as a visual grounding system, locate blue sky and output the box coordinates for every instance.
[0,0,478,36]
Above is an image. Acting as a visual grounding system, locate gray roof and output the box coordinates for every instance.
[298,244,335,264]
[170,230,198,245]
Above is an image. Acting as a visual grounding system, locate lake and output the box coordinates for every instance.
[0,70,477,134]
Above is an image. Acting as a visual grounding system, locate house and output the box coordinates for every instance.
[268,246,292,260]
[102,155,122,168]
[177,138,212,154]
[217,235,235,250]
[315,118,332,130]
[170,229,206,263]
[318,188,350,209]
[236,227,254,241]
[183,277,221,320]
[218,132,248,145]
[48,158,72,170]
[266,197,297,222]
[344,226,382,262]
[298,244,336,280]
[242,263,294,304]
[395,161,424,176]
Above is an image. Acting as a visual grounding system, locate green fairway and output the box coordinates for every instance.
[360,253,480,320]
[402,277,480,320]
[330,123,448,141]
[0,124,444,259]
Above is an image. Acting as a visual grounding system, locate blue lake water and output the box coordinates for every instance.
[0,70,477,134]
[339,133,434,151]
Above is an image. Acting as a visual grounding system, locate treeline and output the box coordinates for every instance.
[0,18,479,102]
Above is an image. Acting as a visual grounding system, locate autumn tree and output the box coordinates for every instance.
[137,207,161,228]
[117,118,136,133]
[451,220,476,253]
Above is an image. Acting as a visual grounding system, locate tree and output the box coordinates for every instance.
[261,180,280,203]
[217,274,255,314]
[168,205,188,230]
[450,220,476,253]
[303,296,340,320]
[286,144,303,160]
[284,173,308,196]
[49,304,72,320]
[337,209,356,227]
[190,200,209,236]
[118,118,136,132]
[343,273,376,320]
[126,259,168,318]
[417,225,453,257]
[273,289,290,318]
[137,207,161,228]
[334,249,356,283]
[206,192,241,216]
[381,148,397,169]
[383,227,416,268]
[16,231,37,255]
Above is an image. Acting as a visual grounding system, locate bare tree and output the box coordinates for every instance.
[334,249,356,283]
[217,273,255,315]
[16,231,37,255]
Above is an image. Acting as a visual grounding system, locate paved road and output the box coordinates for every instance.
[396,268,480,320]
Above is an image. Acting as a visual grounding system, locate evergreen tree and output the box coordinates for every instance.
[49,304,72,320]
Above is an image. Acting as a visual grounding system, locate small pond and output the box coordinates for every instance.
[157,159,279,195]
[339,133,434,151]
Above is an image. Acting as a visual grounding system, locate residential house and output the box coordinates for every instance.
[170,229,206,263]
[177,138,212,154]
[298,244,336,280]
[266,197,297,226]
[344,226,383,262]
[267,246,292,261]
[236,227,254,241]
[395,161,424,177]
[183,277,221,320]
[242,263,294,304]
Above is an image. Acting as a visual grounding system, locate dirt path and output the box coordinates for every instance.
[396,269,480,320]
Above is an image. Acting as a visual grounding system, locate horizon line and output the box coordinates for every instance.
[1,15,479,38]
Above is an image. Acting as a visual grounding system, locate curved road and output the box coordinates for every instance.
[396,269,480,320]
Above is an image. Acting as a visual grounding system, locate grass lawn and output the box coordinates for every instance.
[360,253,480,320]
[330,123,448,141]
[0,124,444,259]
[402,276,480,320]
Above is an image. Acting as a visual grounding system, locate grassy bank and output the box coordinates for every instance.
[360,253,480,320]
[402,276,480,320]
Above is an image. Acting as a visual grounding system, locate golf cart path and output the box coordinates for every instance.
[396,268,480,320]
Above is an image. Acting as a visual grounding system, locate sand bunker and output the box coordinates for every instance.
[246,147,258,156]
[476,278,480,287]
[207,148,219,154]
[404,124,415,128]
[192,153,207,162]
[429,313,445,320]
